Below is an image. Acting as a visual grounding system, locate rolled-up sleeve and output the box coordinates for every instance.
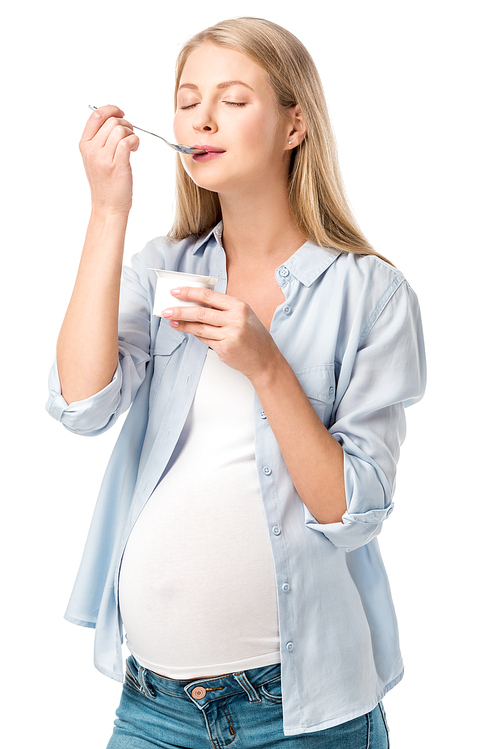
[45,261,152,437]
[305,279,426,551]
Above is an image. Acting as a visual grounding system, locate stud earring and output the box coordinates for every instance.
[288,141,292,145]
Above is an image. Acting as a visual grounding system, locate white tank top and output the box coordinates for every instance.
[119,347,281,678]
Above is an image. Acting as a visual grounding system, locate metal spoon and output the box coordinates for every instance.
[88,105,207,155]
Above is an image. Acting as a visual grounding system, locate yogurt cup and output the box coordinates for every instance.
[151,269,219,317]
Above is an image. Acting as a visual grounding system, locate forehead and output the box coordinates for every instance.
[179,43,269,91]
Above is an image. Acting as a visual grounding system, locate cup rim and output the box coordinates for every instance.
[150,268,219,286]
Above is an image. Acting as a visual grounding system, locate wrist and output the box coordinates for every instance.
[248,346,289,392]
[90,204,131,224]
[83,209,129,266]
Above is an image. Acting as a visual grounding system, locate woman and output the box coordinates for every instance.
[47,17,426,748]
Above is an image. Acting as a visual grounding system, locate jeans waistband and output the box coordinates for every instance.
[126,655,281,706]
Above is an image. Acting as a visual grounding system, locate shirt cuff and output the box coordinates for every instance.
[303,446,394,551]
[304,503,393,552]
[46,358,123,435]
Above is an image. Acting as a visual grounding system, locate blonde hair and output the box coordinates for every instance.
[168,17,391,264]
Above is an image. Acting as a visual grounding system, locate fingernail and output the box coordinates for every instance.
[170,288,180,295]
[162,309,172,318]
[169,320,179,328]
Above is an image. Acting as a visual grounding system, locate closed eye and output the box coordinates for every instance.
[179,101,247,110]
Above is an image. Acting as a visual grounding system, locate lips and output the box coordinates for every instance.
[193,145,226,153]
[191,145,226,163]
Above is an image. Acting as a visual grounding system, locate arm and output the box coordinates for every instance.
[249,350,347,524]
[47,258,152,435]
[56,104,139,404]
[305,281,426,550]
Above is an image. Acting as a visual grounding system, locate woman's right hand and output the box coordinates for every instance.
[79,104,139,216]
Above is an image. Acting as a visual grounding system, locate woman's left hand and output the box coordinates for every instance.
[162,287,280,382]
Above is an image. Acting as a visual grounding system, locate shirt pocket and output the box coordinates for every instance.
[295,364,337,427]
[149,322,185,413]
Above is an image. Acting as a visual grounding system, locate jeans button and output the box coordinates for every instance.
[192,686,207,699]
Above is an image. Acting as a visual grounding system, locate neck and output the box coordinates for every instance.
[218,181,306,267]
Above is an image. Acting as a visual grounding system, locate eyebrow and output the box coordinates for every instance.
[178,80,255,92]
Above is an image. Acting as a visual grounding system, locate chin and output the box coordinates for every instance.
[184,168,233,195]
[183,159,259,196]
[180,160,218,190]
[186,174,222,194]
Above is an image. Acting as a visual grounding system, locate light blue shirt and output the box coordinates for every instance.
[46,223,426,735]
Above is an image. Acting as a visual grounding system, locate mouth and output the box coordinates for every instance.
[193,145,226,153]
[192,145,226,162]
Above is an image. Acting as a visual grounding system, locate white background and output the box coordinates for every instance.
[2,0,498,746]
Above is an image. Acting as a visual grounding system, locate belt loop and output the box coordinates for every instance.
[137,666,156,699]
[232,671,261,703]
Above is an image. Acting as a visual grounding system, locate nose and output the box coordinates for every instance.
[192,103,217,134]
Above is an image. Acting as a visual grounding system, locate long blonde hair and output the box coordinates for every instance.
[168,17,391,263]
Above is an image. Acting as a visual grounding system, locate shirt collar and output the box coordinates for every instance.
[192,221,341,285]
[192,221,224,254]
[284,241,341,287]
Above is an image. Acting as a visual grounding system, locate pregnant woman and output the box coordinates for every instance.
[47,17,426,749]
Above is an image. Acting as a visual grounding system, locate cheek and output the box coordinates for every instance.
[254,108,286,151]
[173,113,184,142]
[237,114,281,159]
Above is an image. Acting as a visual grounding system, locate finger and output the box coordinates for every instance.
[113,133,141,164]
[90,116,135,150]
[162,304,223,326]
[81,104,125,142]
[101,125,138,161]
[169,319,225,341]
[170,286,232,310]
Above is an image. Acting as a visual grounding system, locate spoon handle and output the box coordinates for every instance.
[87,105,205,155]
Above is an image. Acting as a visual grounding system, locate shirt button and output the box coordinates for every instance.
[282,583,290,592]
[272,526,281,535]
[191,686,206,700]
[283,305,292,315]
[262,466,272,476]
[285,641,294,651]
[278,266,290,277]
[328,386,335,398]
[259,410,267,419]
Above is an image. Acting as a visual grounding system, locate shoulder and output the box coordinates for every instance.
[314,249,423,348]
[334,250,406,291]
[328,250,411,316]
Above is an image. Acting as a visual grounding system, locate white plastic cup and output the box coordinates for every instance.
[151,269,219,317]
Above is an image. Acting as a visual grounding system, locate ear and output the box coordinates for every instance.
[286,104,307,149]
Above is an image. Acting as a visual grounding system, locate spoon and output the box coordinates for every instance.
[88,105,207,155]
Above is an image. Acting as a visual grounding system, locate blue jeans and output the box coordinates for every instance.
[106,656,390,748]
